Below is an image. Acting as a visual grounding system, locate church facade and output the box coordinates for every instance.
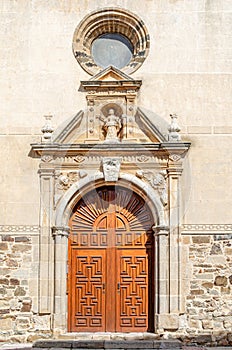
[1,1,232,345]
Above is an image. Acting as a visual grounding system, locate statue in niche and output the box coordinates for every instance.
[101,108,122,143]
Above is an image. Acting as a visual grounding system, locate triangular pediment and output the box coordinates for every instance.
[89,66,134,82]
[51,108,168,145]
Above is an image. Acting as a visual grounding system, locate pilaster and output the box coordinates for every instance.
[167,157,183,313]
[153,225,169,315]
[38,167,55,314]
[52,226,70,330]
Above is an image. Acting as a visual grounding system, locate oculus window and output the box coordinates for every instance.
[91,34,133,69]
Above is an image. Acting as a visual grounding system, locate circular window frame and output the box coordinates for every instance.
[72,8,150,76]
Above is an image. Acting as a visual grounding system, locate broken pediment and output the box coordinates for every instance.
[43,106,168,145]
[30,65,190,160]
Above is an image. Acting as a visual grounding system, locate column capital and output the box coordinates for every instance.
[152,225,169,236]
[52,226,70,238]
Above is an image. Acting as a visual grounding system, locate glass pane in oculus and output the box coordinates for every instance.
[91,34,133,69]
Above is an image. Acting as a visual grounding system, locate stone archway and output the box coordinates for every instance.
[52,175,165,332]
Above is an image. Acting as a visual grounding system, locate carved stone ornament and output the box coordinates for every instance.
[56,170,87,190]
[41,154,53,163]
[100,108,122,143]
[168,113,181,141]
[137,155,149,162]
[102,157,122,182]
[74,155,86,163]
[169,154,181,162]
[136,170,168,206]
[41,115,54,143]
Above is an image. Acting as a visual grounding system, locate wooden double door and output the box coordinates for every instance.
[68,186,154,332]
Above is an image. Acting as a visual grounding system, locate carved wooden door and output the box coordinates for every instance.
[68,186,153,332]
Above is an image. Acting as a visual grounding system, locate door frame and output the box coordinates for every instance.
[52,174,171,333]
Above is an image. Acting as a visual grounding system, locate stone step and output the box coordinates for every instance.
[32,339,182,349]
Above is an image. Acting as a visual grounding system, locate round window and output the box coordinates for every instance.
[72,8,150,76]
[91,34,133,69]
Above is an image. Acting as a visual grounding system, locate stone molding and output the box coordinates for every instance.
[0,225,39,234]
[181,224,232,234]
[52,226,70,237]
[72,8,150,75]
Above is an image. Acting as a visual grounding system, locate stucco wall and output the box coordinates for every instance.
[1,0,231,226]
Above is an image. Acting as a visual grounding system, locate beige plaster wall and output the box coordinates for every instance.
[0,0,231,226]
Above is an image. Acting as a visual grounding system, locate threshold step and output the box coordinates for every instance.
[32,339,182,349]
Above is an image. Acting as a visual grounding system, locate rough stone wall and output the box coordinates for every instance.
[184,235,232,346]
[0,234,51,343]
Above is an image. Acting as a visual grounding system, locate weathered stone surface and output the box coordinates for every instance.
[21,300,32,312]
[214,276,227,286]
[210,244,222,255]
[2,235,14,242]
[6,258,18,267]
[202,319,213,329]
[15,236,31,242]
[32,315,51,331]
[10,278,20,285]
[202,282,213,289]
[14,286,26,296]
[192,236,211,244]
[15,316,31,330]
[0,317,13,330]
[229,275,232,284]
[104,340,153,348]
[0,243,8,250]
[190,289,204,295]
[0,278,9,285]
[12,244,31,253]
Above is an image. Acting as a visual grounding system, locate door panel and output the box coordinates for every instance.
[69,249,106,332]
[116,249,148,332]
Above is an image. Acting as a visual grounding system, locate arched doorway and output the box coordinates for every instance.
[67,185,155,332]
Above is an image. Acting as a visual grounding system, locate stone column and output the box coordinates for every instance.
[167,159,183,314]
[52,226,70,331]
[153,225,169,330]
[38,167,54,315]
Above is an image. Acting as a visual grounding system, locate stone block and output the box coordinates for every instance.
[190,289,204,295]
[104,340,153,348]
[192,236,211,244]
[210,243,222,255]
[202,319,213,329]
[214,276,227,286]
[156,313,179,330]
[15,316,31,331]
[202,282,213,289]
[0,242,8,250]
[0,317,12,330]
[14,286,26,296]
[33,341,72,348]
[32,315,51,331]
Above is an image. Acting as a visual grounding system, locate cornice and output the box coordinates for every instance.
[30,142,191,158]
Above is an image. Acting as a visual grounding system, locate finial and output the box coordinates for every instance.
[168,113,181,141]
[41,115,54,143]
